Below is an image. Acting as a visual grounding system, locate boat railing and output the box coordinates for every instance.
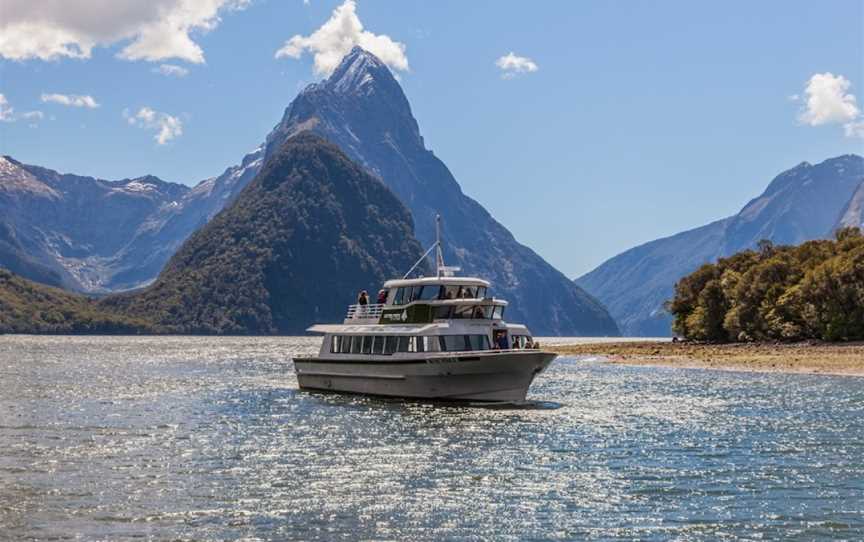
[346,303,385,320]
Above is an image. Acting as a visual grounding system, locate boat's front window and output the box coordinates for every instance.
[440,285,460,299]
[492,306,505,320]
[477,287,487,299]
[417,286,441,301]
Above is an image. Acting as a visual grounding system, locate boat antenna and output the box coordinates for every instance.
[401,213,460,279]
[435,214,445,278]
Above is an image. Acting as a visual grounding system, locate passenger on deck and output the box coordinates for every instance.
[357,290,369,315]
[376,289,387,304]
[495,332,509,350]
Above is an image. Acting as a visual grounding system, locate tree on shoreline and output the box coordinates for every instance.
[667,227,864,342]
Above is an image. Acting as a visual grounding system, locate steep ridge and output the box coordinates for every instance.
[577,155,864,336]
[264,47,618,336]
[836,180,864,230]
[102,133,425,334]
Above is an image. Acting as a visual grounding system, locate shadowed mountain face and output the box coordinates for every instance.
[264,47,618,336]
[577,155,864,336]
[103,133,424,335]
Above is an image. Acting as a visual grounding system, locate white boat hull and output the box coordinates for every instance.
[293,350,556,402]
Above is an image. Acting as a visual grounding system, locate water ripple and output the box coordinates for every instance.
[1,335,862,540]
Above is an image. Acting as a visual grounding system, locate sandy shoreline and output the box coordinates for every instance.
[548,341,864,377]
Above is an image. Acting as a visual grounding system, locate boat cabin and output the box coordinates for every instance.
[343,277,506,325]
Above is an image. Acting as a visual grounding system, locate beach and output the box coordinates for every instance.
[550,340,864,376]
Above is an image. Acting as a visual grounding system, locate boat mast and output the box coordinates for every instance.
[402,213,459,279]
[436,214,445,278]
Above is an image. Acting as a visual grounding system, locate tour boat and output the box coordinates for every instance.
[293,217,557,402]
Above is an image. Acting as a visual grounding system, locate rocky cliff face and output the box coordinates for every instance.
[103,133,424,334]
[264,47,618,336]
[577,155,864,336]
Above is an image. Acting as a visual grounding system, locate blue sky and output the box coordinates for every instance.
[1,0,862,277]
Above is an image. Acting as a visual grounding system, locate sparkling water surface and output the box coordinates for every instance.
[1,335,862,541]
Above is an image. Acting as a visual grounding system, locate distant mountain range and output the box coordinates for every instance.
[0,134,424,334]
[0,155,190,291]
[0,47,618,336]
[576,155,864,336]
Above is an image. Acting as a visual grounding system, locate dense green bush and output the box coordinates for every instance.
[667,227,864,342]
[0,269,155,334]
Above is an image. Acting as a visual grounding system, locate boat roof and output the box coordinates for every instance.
[383,276,490,288]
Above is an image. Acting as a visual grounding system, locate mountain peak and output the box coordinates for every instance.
[326,46,397,95]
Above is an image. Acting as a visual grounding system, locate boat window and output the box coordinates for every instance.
[384,336,397,355]
[477,287,487,299]
[372,336,385,354]
[461,286,478,299]
[439,335,467,351]
[361,336,372,354]
[439,335,490,352]
[396,336,410,352]
[468,335,490,351]
[423,336,438,352]
[418,286,441,301]
[393,287,405,306]
[350,336,361,354]
[330,336,339,353]
[409,336,425,353]
[433,306,452,319]
[404,286,421,303]
[473,306,493,319]
[339,336,351,354]
[451,305,473,319]
[492,306,505,320]
[440,285,460,299]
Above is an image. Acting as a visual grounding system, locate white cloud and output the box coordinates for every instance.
[20,111,45,121]
[798,73,859,125]
[844,120,864,139]
[0,0,250,64]
[41,93,100,108]
[0,94,44,123]
[124,107,183,144]
[0,95,14,122]
[797,72,863,139]
[154,64,190,77]
[275,0,408,76]
[496,52,538,78]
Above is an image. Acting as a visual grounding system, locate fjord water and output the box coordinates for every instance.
[1,337,862,540]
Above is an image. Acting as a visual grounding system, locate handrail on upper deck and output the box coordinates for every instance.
[346,303,384,319]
